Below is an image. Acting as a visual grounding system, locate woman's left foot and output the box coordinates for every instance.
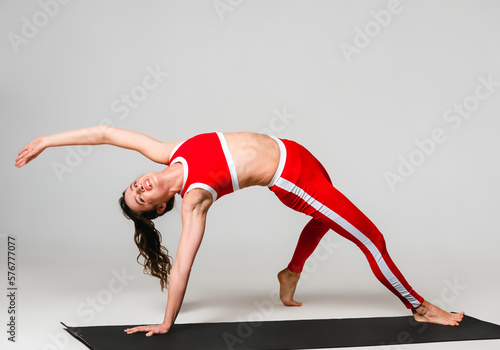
[277,268,302,307]
[412,300,464,326]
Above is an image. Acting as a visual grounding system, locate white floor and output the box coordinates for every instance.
[2,257,499,350]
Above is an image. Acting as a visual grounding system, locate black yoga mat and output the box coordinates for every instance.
[63,315,500,350]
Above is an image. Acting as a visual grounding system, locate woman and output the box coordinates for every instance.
[15,125,464,336]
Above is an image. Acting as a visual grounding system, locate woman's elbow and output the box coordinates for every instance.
[96,124,111,144]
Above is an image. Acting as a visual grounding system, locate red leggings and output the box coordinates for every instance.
[268,137,423,309]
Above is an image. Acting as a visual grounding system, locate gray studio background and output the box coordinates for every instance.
[1,1,499,349]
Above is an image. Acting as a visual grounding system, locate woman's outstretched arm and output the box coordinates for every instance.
[15,125,178,168]
[124,190,213,336]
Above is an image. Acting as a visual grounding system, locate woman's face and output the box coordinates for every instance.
[124,172,168,213]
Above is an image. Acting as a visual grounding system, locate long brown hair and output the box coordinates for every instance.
[119,192,175,291]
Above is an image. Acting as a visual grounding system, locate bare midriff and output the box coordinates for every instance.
[223,132,280,189]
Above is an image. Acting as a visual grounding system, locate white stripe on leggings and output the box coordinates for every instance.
[275,177,421,308]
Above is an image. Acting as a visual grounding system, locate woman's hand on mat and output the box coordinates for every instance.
[124,323,170,337]
[15,136,47,168]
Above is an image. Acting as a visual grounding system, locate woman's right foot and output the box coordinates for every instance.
[277,268,302,307]
[412,300,464,326]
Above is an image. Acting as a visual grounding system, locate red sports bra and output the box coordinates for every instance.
[168,132,240,201]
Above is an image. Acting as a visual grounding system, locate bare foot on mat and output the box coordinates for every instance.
[413,300,464,326]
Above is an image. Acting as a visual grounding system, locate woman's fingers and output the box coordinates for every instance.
[124,326,142,334]
[15,139,44,168]
[15,145,30,167]
[123,324,168,336]
[124,325,152,334]
[15,148,27,162]
[16,149,27,159]
[15,150,30,168]
[15,155,26,168]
